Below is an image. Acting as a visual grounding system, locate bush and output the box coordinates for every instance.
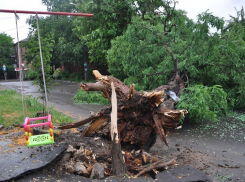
[176,85,229,122]
[72,89,109,105]
[59,70,70,80]
[27,69,38,80]
[69,72,84,82]
[53,68,61,79]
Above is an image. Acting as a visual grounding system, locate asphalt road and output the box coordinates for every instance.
[0,79,103,121]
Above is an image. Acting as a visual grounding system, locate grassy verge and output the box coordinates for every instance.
[72,89,109,105]
[0,89,74,127]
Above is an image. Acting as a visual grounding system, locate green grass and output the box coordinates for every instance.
[0,89,74,127]
[72,89,110,105]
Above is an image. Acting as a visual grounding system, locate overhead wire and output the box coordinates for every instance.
[0,14,28,20]
[1,25,28,33]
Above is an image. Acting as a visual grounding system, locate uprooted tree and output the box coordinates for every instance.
[60,70,188,151]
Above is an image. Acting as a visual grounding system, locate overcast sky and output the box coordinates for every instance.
[0,0,244,43]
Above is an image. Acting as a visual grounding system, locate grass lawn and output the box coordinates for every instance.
[0,89,74,127]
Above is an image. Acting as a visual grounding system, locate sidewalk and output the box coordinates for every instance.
[0,80,103,121]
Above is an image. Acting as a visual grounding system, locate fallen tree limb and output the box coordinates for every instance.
[134,157,176,177]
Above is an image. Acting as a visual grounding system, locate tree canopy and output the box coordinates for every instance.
[0,33,15,72]
[24,0,245,122]
[73,0,135,65]
[107,2,245,114]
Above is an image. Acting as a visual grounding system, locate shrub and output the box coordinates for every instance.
[27,69,38,80]
[72,89,109,105]
[176,85,229,122]
[59,70,70,80]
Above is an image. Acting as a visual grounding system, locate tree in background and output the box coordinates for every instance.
[41,0,87,70]
[73,0,135,65]
[0,33,15,78]
[219,6,245,109]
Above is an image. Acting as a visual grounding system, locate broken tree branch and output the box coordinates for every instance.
[135,157,176,177]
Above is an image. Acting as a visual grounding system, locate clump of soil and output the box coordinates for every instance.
[11,135,27,146]
[0,127,23,136]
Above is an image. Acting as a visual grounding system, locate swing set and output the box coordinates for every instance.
[0,9,93,147]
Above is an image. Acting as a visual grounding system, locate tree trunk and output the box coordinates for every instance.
[111,82,126,177]
[60,70,188,150]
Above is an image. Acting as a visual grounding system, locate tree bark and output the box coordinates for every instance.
[111,82,126,177]
[111,133,127,177]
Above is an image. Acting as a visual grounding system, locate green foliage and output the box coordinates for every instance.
[73,0,134,65]
[26,97,40,108]
[24,20,54,105]
[53,67,61,78]
[28,0,87,68]
[58,70,70,80]
[27,68,38,80]
[69,72,84,82]
[176,85,229,122]
[108,2,245,114]
[108,15,176,90]
[72,89,109,105]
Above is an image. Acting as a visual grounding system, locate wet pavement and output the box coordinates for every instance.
[0,79,103,121]
[0,128,67,182]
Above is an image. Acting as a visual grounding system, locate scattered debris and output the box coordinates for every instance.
[0,124,5,131]
[90,162,105,179]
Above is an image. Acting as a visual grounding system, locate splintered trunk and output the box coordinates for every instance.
[60,70,188,150]
[111,82,126,176]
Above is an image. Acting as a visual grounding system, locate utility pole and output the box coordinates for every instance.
[1,47,7,80]
[83,43,88,82]
[1,47,4,65]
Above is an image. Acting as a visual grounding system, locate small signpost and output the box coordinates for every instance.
[2,64,7,80]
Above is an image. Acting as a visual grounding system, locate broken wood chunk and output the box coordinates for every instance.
[82,115,109,137]
[135,158,176,177]
[128,84,135,100]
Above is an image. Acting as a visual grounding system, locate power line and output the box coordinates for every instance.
[0,16,14,20]
[1,25,28,33]
[0,14,29,20]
